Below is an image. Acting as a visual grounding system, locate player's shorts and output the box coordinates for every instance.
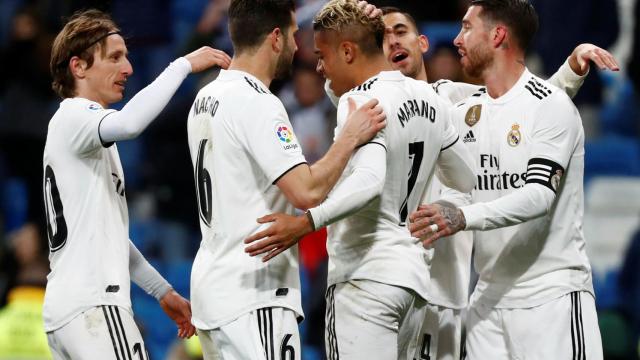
[47,305,148,360]
[465,291,603,360]
[416,303,463,360]
[325,280,427,360]
[198,307,300,360]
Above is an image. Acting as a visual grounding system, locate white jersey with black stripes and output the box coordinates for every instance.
[448,68,594,309]
[322,71,465,301]
[187,69,305,330]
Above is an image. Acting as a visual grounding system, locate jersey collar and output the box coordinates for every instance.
[217,69,271,92]
[486,67,532,105]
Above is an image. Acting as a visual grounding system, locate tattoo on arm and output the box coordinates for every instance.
[439,204,466,232]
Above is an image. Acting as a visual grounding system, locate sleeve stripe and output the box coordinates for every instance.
[272,162,308,185]
[527,163,552,171]
[440,135,460,152]
[528,169,551,177]
[525,157,565,193]
[98,111,117,148]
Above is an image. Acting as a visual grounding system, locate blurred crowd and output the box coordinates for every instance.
[0,0,639,359]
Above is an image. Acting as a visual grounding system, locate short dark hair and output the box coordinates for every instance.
[50,9,120,99]
[470,0,539,51]
[380,6,419,34]
[313,0,385,56]
[228,0,296,54]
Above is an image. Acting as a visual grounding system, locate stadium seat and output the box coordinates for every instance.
[584,176,640,286]
[419,22,460,54]
[2,178,28,232]
[584,136,640,184]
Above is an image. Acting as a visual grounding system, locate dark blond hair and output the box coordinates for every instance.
[50,9,120,98]
[313,0,385,56]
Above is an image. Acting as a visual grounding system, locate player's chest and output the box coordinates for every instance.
[457,102,535,185]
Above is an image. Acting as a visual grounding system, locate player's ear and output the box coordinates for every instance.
[271,27,283,52]
[69,56,88,79]
[418,34,429,54]
[340,41,356,64]
[492,25,507,49]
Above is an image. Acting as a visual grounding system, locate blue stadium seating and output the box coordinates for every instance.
[584,136,640,184]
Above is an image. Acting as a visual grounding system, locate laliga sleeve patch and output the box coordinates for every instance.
[274,122,300,152]
[85,102,103,112]
[525,157,565,193]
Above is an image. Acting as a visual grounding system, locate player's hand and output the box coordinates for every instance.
[184,46,231,73]
[244,213,313,262]
[159,289,196,339]
[568,43,619,76]
[357,1,382,18]
[409,203,466,248]
[341,97,386,147]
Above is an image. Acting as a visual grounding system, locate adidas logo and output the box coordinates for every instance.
[463,130,476,143]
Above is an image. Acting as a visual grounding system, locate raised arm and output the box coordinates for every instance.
[99,47,230,143]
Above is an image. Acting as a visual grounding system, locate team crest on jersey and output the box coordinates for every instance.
[551,169,564,191]
[507,123,522,147]
[275,122,299,151]
[465,105,481,127]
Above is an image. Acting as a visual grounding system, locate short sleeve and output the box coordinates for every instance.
[335,92,386,149]
[526,92,581,193]
[237,95,307,184]
[64,100,117,155]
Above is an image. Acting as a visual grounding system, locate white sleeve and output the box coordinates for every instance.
[64,103,117,155]
[237,96,307,184]
[432,79,483,104]
[307,143,386,229]
[98,57,192,143]
[461,92,581,230]
[129,240,172,300]
[547,58,587,99]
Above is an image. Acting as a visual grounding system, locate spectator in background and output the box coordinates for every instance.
[426,43,466,83]
[0,223,50,359]
[0,6,57,239]
[531,0,619,137]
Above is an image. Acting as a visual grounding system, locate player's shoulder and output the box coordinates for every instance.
[51,97,113,128]
[520,72,567,104]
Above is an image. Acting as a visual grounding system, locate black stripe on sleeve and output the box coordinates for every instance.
[525,157,565,193]
[102,306,121,360]
[98,111,117,148]
[272,162,308,185]
[356,140,387,151]
[440,135,460,152]
[268,308,275,360]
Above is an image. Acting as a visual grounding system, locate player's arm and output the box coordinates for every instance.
[275,96,385,210]
[410,92,580,247]
[98,47,230,143]
[548,43,619,99]
[128,241,196,338]
[245,143,386,261]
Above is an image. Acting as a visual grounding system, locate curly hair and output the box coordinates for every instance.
[313,0,385,56]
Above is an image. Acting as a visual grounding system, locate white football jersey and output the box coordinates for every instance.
[42,98,131,332]
[452,69,593,308]
[187,70,306,330]
[326,71,459,301]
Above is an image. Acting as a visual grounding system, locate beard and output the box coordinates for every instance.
[461,42,493,79]
[274,41,295,80]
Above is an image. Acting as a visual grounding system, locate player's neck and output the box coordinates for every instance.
[415,63,428,82]
[482,54,526,99]
[74,83,108,108]
[229,53,275,88]
[352,54,393,86]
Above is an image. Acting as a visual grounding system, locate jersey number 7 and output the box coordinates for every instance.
[399,141,424,225]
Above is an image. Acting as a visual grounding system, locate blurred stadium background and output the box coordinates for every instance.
[0,0,638,359]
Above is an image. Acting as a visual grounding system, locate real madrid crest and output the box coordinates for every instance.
[465,105,481,127]
[507,123,521,147]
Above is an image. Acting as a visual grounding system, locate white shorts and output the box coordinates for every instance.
[198,307,300,360]
[417,304,463,360]
[47,305,148,360]
[466,291,603,360]
[325,280,427,360]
